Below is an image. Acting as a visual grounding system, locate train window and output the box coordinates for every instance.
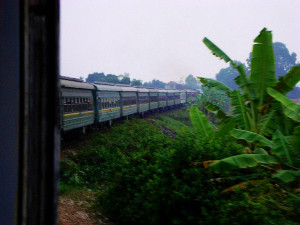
[123,96,136,106]
[139,95,149,104]
[150,95,158,102]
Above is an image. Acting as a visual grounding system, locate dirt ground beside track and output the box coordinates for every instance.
[58,196,110,225]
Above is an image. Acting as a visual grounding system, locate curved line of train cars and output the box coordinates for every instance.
[60,76,198,132]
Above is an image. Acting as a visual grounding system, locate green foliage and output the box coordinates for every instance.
[143,79,166,89]
[272,170,300,183]
[189,106,214,137]
[60,109,299,224]
[210,154,279,173]
[86,72,132,84]
[198,77,232,96]
[200,28,300,180]
[216,41,300,98]
[203,37,233,64]
[97,132,243,225]
[230,129,273,147]
[272,129,293,165]
[274,64,300,95]
[131,79,142,86]
[249,28,276,106]
[267,88,300,122]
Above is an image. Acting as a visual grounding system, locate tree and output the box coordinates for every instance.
[106,74,119,84]
[86,72,106,83]
[185,74,197,89]
[143,79,166,89]
[120,76,130,84]
[131,79,142,86]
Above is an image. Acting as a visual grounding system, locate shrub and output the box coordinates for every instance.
[96,132,244,225]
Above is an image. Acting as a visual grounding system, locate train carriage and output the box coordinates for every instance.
[167,90,175,107]
[136,87,150,113]
[174,90,181,105]
[186,90,194,103]
[60,77,95,131]
[158,89,167,108]
[149,88,159,110]
[186,90,198,103]
[119,85,138,117]
[94,83,122,123]
[180,90,187,104]
[191,90,198,102]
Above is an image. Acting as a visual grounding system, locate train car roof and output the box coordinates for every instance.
[148,88,159,93]
[166,89,178,93]
[93,83,122,91]
[119,86,137,92]
[158,89,167,93]
[136,87,149,92]
[60,78,95,90]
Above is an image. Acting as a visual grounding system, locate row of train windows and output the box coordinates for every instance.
[64,97,92,104]
[159,96,167,101]
[63,97,93,114]
[98,97,120,109]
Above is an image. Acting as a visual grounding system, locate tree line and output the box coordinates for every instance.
[85,72,200,89]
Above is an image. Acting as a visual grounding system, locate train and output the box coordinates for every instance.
[60,76,198,132]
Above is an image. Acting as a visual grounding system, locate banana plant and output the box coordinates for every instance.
[194,28,300,183]
[201,28,300,136]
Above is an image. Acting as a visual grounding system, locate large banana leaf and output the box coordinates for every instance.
[198,77,232,96]
[204,102,229,121]
[189,106,214,137]
[258,109,278,136]
[272,129,293,165]
[234,64,251,95]
[202,37,234,65]
[272,170,300,183]
[253,148,268,155]
[283,107,300,122]
[231,90,250,130]
[209,154,279,173]
[292,126,300,153]
[231,129,273,147]
[215,119,235,138]
[235,64,257,127]
[249,28,276,106]
[274,64,300,94]
[267,88,300,122]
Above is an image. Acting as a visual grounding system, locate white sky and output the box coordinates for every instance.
[60,0,300,83]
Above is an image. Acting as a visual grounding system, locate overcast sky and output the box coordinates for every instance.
[60,0,300,83]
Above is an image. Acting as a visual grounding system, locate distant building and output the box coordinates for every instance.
[165,81,178,89]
